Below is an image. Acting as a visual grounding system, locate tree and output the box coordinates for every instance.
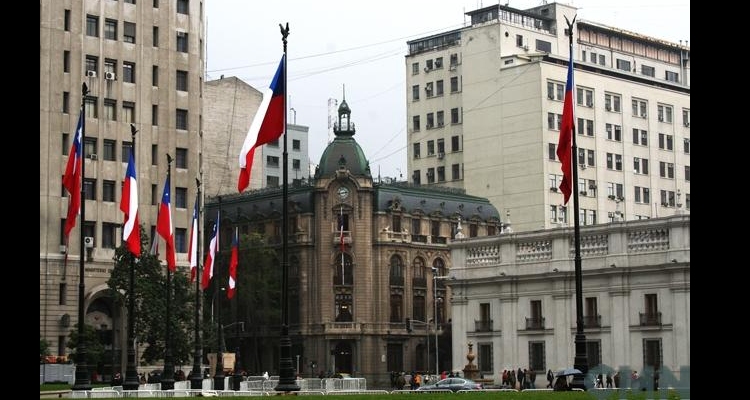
[67,324,105,368]
[40,336,51,362]
[107,225,197,366]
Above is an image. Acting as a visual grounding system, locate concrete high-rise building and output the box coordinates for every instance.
[406,2,690,232]
[203,76,311,197]
[40,0,205,377]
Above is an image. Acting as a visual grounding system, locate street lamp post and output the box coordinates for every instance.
[432,269,451,377]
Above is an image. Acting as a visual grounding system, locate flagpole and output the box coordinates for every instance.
[275,22,300,392]
[566,15,589,391]
[71,82,92,391]
[161,154,176,390]
[214,196,225,390]
[190,179,203,389]
[123,124,140,390]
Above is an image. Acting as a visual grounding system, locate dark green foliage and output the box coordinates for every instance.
[66,324,105,367]
[107,225,197,365]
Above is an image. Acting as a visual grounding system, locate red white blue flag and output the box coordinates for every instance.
[62,112,83,238]
[227,228,239,299]
[556,44,575,205]
[156,174,176,271]
[120,148,141,257]
[188,194,199,282]
[238,55,285,192]
[201,212,219,290]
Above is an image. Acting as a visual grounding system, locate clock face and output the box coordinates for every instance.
[338,186,350,199]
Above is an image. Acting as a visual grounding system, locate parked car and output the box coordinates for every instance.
[416,377,483,392]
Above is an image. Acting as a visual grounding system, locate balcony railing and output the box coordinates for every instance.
[474,319,493,332]
[525,317,545,330]
[389,275,404,287]
[583,315,601,328]
[412,277,427,288]
[639,312,662,326]
[411,234,428,243]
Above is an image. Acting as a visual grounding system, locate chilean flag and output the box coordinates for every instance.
[201,212,219,290]
[120,149,141,257]
[556,44,575,205]
[62,112,83,238]
[188,195,199,282]
[156,174,176,271]
[238,55,285,192]
[227,228,239,299]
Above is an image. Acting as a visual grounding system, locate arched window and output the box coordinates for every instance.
[389,255,404,286]
[334,253,353,286]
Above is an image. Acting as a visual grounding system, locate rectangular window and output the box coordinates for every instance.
[411,85,419,101]
[104,19,117,40]
[437,166,445,182]
[266,175,280,187]
[62,133,69,156]
[102,180,116,202]
[665,70,679,83]
[451,108,460,124]
[604,93,621,112]
[84,96,98,118]
[175,228,187,252]
[86,15,99,37]
[413,143,420,159]
[175,148,188,169]
[452,164,460,180]
[122,102,135,123]
[427,168,435,184]
[657,104,673,123]
[103,99,116,121]
[478,343,493,374]
[176,70,188,91]
[633,157,649,175]
[450,76,459,92]
[641,65,655,77]
[85,56,98,76]
[64,10,71,31]
[292,159,300,170]
[412,115,420,131]
[84,138,97,159]
[266,155,280,168]
[177,0,189,14]
[62,92,69,114]
[682,108,690,128]
[152,26,159,47]
[63,51,70,73]
[175,187,187,208]
[436,80,444,96]
[83,178,96,200]
[152,65,159,86]
[427,140,434,156]
[176,31,188,52]
[123,62,135,83]
[616,58,631,72]
[102,139,117,161]
[411,62,419,75]
[576,87,593,107]
[685,166,690,181]
[151,184,158,205]
[152,104,158,126]
[123,21,136,44]
[412,169,421,185]
[176,109,188,130]
[451,136,460,152]
[102,222,117,249]
[122,141,132,162]
[529,341,546,372]
[292,139,301,151]
[436,111,444,127]
[59,283,67,305]
[151,144,158,165]
[548,143,556,161]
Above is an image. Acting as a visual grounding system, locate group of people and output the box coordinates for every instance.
[500,368,536,390]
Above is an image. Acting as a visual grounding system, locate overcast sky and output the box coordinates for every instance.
[205,0,690,181]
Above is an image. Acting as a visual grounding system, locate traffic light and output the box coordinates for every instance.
[405,317,412,333]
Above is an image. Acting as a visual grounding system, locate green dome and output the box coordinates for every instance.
[315,95,371,178]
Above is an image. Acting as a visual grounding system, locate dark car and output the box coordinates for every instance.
[416,377,483,392]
